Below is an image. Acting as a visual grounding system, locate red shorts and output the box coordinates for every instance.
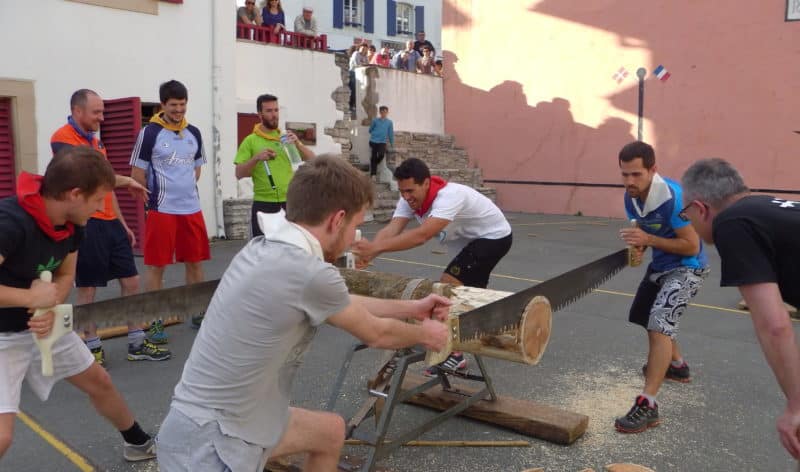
[143,210,210,267]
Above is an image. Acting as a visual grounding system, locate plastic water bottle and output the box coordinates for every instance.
[280,135,303,169]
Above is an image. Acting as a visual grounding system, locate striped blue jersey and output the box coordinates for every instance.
[130,123,205,214]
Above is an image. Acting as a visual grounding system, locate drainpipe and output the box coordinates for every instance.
[210,0,226,238]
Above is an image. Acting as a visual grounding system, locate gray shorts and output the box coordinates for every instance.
[629,266,709,338]
[157,408,271,472]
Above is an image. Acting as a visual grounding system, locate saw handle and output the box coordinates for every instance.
[30,271,74,376]
[627,219,644,267]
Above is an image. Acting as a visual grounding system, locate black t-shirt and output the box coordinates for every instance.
[0,196,83,332]
[713,195,800,308]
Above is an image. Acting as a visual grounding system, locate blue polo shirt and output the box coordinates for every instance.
[624,175,707,272]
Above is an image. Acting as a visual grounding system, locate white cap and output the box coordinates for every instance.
[302,6,313,11]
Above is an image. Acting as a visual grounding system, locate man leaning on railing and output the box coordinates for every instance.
[293,6,318,48]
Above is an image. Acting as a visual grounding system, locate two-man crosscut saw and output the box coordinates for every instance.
[31,248,630,374]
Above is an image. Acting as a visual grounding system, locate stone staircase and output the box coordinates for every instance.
[325,52,497,223]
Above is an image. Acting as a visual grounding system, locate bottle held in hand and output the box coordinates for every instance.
[280,134,303,169]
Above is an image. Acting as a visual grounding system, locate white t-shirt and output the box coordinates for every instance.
[393,182,512,252]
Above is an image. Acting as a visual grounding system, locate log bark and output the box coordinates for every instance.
[341,269,552,366]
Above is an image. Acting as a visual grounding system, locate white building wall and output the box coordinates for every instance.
[236,0,442,54]
[0,0,237,237]
[353,67,443,134]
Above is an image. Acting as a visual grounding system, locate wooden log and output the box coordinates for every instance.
[340,268,445,300]
[426,288,552,366]
[340,270,553,366]
[604,465,655,472]
[401,373,588,445]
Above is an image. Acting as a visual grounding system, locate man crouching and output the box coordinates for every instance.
[157,155,449,471]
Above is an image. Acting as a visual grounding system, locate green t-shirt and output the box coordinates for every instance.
[234,133,294,203]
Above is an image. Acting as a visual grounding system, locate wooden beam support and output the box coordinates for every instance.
[401,373,588,445]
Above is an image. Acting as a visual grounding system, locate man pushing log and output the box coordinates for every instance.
[157,155,450,472]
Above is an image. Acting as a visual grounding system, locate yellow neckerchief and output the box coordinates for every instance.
[252,123,282,141]
[150,112,188,136]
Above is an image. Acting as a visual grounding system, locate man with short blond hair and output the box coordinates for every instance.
[157,155,449,471]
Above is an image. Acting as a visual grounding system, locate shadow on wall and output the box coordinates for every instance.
[528,0,800,190]
[442,49,635,188]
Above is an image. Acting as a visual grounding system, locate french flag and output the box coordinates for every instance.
[653,65,671,82]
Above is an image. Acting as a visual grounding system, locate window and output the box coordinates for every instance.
[381,40,405,55]
[344,0,363,28]
[396,2,414,36]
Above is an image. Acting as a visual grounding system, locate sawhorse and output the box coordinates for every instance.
[326,343,497,472]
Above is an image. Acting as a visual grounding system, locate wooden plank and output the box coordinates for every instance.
[401,373,588,445]
[265,453,394,472]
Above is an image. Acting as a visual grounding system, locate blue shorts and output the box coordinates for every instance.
[75,218,138,287]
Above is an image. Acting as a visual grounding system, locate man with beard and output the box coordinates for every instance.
[235,94,315,237]
[351,158,512,376]
[157,155,449,472]
[615,141,709,434]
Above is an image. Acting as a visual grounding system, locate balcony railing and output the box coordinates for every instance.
[236,24,328,52]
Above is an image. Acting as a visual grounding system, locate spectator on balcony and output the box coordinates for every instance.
[294,6,318,39]
[372,46,391,67]
[392,41,420,72]
[348,43,369,113]
[237,0,263,26]
[366,45,377,64]
[261,0,286,35]
[413,31,435,57]
[417,46,435,74]
[391,51,409,70]
[433,59,444,77]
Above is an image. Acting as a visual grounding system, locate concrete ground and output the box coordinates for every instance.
[3,212,797,472]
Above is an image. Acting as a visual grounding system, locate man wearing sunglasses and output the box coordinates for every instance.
[615,141,709,434]
[681,158,800,460]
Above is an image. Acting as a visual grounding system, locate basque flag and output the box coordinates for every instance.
[653,65,671,81]
[612,67,629,84]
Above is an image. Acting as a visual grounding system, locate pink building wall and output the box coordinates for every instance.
[442,0,800,217]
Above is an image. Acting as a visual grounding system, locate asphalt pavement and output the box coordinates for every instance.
[3,212,797,472]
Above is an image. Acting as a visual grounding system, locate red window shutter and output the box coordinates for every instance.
[0,98,16,199]
[101,97,146,255]
[238,113,260,146]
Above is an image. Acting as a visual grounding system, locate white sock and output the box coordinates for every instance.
[671,358,685,368]
[128,329,145,349]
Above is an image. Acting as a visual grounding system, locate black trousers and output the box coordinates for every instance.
[369,141,387,176]
[251,201,287,238]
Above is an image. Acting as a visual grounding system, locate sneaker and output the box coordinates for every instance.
[423,353,467,377]
[128,340,171,361]
[614,395,660,433]
[90,346,105,367]
[146,320,169,345]
[642,362,691,383]
[123,437,156,462]
[190,313,204,329]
